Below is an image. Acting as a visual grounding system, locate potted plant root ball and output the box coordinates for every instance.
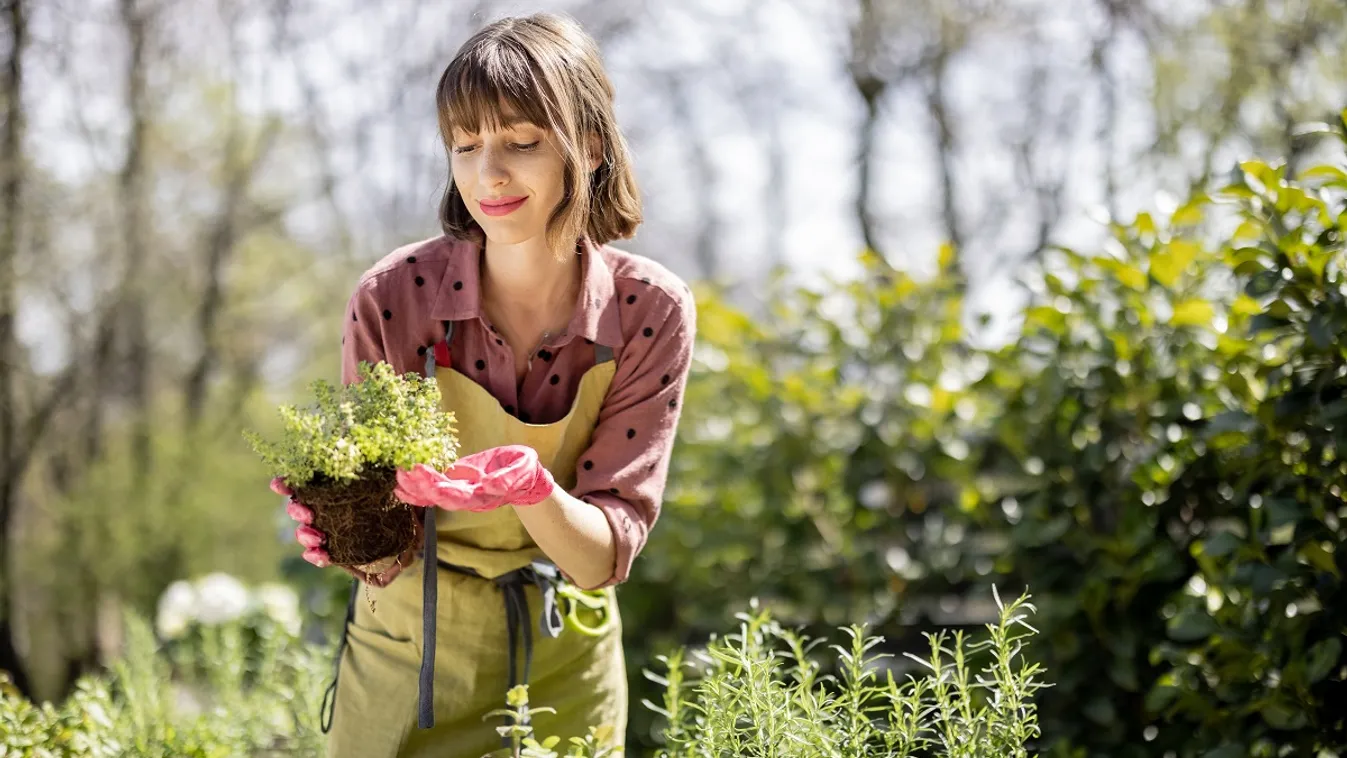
[245,361,458,583]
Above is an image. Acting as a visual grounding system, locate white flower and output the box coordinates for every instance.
[193,572,250,625]
[156,580,197,640]
[253,583,302,636]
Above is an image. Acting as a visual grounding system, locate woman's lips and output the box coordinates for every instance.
[479,196,527,217]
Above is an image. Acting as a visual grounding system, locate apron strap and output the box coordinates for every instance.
[417,506,438,729]
[417,319,453,729]
[319,579,359,734]
[426,320,455,377]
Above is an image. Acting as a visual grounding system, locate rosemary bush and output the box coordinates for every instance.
[2,585,1047,757]
[0,613,330,757]
[646,589,1048,758]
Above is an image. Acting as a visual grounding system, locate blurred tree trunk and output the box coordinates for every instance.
[118,0,152,492]
[924,42,964,289]
[848,0,886,261]
[1091,0,1122,221]
[0,0,27,695]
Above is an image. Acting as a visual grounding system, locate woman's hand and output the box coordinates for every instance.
[271,477,420,588]
[394,445,556,512]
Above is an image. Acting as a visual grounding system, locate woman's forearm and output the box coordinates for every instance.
[513,487,616,590]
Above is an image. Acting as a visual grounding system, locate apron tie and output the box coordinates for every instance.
[495,560,566,701]
[319,580,360,734]
[419,553,566,731]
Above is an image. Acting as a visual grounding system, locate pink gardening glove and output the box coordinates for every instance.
[394,445,556,512]
[271,477,332,567]
[270,477,417,587]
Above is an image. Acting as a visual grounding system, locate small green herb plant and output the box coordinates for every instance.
[485,685,622,758]
[244,361,458,485]
[647,589,1048,758]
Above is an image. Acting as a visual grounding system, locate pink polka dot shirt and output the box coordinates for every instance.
[340,235,696,588]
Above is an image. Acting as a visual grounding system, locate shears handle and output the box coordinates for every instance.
[558,585,614,637]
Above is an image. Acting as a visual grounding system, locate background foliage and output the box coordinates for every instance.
[621,118,1347,756]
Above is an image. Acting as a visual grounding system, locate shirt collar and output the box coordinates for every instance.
[430,235,624,348]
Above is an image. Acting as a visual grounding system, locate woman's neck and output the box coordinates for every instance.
[480,236,581,328]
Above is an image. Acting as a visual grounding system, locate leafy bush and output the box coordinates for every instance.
[647,589,1046,758]
[0,612,331,757]
[626,111,1347,757]
[244,361,458,484]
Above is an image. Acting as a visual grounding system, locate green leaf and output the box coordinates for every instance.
[1136,212,1156,236]
[1249,314,1291,334]
[1170,299,1214,327]
[1245,269,1280,297]
[1304,638,1342,683]
[937,242,956,273]
[1025,305,1068,335]
[1299,541,1339,578]
[1151,240,1202,287]
[1269,523,1296,545]
[1300,164,1347,184]
[1167,609,1218,641]
[1232,219,1263,241]
[1231,294,1261,318]
[1172,197,1207,226]
[1309,315,1333,349]
[1099,258,1149,291]
[1265,498,1303,529]
[1201,531,1242,559]
[1291,121,1337,139]
[1145,683,1179,712]
[1240,160,1278,193]
[1261,700,1309,730]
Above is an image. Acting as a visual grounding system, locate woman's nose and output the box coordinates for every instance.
[479,145,510,186]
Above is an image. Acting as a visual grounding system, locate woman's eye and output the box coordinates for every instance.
[452,144,478,154]
[512,141,540,151]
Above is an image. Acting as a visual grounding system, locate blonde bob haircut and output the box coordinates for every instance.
[436,13,642,259]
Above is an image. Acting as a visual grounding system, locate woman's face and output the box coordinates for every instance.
[450,114,567,248]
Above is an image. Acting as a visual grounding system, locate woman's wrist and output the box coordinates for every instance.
[513,464,557,506]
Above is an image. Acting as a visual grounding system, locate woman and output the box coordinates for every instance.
[270,13,695,757]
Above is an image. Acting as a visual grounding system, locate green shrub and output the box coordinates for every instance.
[626,110,1347,756]
[243,360,458,485]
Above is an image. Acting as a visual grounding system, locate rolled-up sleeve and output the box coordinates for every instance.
[572,288,696,588]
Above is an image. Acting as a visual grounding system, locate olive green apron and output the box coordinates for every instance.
[321,321,627,758]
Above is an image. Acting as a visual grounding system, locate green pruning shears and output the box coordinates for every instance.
[557,584,614,636]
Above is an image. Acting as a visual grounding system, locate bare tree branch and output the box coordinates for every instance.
[117,0,153,490]
[0,0,31,697]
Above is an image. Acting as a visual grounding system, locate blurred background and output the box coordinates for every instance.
[2,0,1346,755]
